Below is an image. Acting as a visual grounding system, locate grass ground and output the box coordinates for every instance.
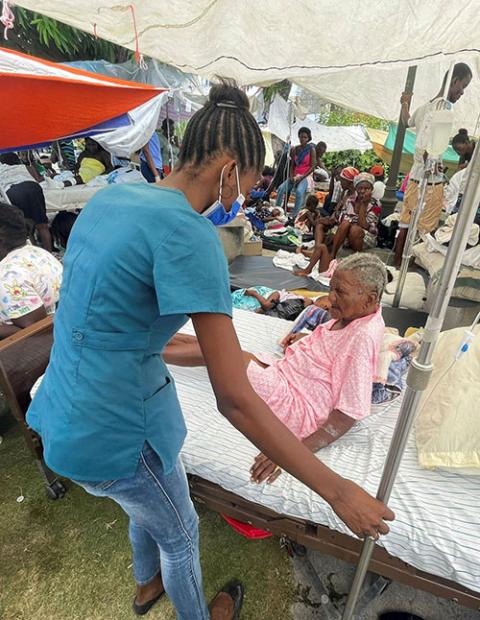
[0,415,295,620]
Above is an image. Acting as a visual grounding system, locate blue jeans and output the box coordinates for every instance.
[140,160,163,183]
[75,443,209,620]
[276,177,308,217]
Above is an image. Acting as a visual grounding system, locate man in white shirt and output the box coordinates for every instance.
[394,63,472,267]
[370,164,386,201]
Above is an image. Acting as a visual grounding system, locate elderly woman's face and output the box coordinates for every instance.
[328,270,377,322]
[356,181,373,202]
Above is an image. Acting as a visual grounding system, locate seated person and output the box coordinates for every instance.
[294,194,320,233]
[0,152,52,252]
[49,138,112,187]
[330,172,381,258]
[51,211,78,259]
[0,204,62,339]
[321,165,344,216]
[313,141,329,181]
[164,254,387,483]
[370,164,386,201]
[314,166,359,246]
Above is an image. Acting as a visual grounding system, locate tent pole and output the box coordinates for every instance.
[342,141,480,620]
[380,65,417,217]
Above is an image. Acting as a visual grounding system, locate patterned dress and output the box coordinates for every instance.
[0,244,62,323]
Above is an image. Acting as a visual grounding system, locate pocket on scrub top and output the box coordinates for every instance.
[71,328,150,351]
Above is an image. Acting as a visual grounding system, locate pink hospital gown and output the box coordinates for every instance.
[247,308,385,439]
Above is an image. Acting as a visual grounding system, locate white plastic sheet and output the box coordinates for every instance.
[14,0,480,129]
[266,95,373,152]
[94,93,167,157]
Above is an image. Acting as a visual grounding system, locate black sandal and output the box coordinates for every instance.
[132,589,165,616]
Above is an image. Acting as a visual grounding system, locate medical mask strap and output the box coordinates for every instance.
[218,165,226,204]
[234,163,241,197]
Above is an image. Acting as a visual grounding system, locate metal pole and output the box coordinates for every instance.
[342,141,480,620]
[392,161,433,307]
[381,66,417,217]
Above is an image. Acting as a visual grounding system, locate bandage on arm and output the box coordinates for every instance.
[302,409,355,453]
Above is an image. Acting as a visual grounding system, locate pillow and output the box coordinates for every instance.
[415,326,480,474]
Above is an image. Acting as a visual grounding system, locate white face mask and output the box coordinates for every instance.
[202,164,245,226]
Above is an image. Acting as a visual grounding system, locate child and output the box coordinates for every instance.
[294,194,319,233]
[263,206,287,229]
[242,288,312,321]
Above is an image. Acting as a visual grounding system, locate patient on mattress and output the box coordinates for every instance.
[245,254,386,480]
[166,254,388,482]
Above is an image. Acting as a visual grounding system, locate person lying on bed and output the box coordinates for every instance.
[165,253,386,484]
[242,288,330,321]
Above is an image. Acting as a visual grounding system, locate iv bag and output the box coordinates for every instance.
[426,106,454,158]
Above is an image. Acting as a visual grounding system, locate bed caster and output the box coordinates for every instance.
[280,536,307,557]
[45,479,66,500]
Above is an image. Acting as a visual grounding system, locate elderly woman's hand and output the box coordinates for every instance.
[250,453,282,484]
[280,332,307,351]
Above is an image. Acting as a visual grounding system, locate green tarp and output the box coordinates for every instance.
[385,123,460,163]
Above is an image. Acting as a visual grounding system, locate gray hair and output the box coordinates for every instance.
[335,253,388,300]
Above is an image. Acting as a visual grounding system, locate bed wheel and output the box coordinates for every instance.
[45,479,66,500]
[280,536,307,557]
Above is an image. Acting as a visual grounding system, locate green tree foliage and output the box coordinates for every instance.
[323,149,388,174]
[321,105,389,131]
[6,7,129,63]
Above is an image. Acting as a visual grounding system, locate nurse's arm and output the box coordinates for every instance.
[191,312,394,540]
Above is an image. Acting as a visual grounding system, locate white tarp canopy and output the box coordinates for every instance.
[266,95,372,152]
[94,93,167,157]
[14,0,480,130]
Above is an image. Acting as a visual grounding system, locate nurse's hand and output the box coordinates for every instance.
[250,453,282,484]
[330,479,395,540]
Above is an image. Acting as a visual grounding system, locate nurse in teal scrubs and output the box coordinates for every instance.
[27,82,393,620]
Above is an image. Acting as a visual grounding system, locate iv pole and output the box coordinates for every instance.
[342,139,480,619]
[393,64,455,307]
[282,99,295,214]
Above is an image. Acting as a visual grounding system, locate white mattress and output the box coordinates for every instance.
[43,185,100,213]
[172,309,480,594]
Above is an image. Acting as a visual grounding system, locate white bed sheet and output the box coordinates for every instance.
[172,309,480,593]
[43,185,100,213]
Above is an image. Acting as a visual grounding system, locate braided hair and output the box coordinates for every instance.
[177,79,265,174]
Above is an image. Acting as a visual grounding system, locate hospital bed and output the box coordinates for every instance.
[43,185,101,213]
[1,312,479,611]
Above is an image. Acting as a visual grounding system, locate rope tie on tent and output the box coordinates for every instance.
[128,4,146,69]
[93,22,98,39]
[1,0,15,40]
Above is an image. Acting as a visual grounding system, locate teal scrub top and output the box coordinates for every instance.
[26,185,232,481]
